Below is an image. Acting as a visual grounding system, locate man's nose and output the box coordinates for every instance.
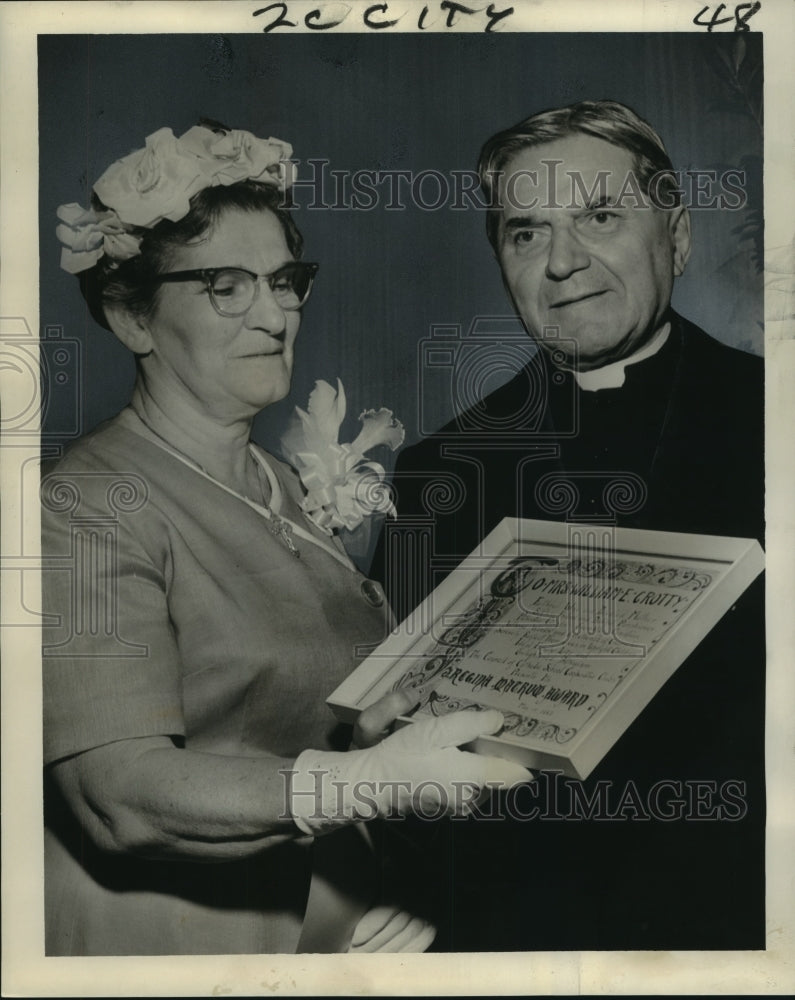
[245,280,288,336]
[545,224,590,281]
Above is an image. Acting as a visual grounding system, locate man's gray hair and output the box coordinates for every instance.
[478,99,681,251]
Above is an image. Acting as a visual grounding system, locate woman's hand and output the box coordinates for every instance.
[290,709,533,835]
[353,689,420,748]
[48,735,303,861]
[348,903,436,953]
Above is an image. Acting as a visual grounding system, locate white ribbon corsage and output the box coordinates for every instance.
[282,379,404,535]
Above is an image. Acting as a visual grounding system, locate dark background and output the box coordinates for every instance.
[39,32,763,457]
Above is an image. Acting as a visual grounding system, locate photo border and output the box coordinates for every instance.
[2,1,793,995]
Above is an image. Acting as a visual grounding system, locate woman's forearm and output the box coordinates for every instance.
[50,735,303,862]
[49,692,423,862]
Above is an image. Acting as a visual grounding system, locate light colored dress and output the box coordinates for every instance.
[42,407,392,955]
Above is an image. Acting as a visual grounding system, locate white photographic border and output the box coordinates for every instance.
[2,1,793,995]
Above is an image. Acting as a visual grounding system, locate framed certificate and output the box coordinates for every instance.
[329,518,764,778]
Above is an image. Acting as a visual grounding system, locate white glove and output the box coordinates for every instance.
[348,904,436,953]
[288,709,532,835]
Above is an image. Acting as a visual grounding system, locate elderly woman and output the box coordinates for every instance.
[42,121,528,956]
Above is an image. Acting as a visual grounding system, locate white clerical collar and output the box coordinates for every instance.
[572,323,671,392]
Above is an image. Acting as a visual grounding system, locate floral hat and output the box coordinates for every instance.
[56,123,295,274]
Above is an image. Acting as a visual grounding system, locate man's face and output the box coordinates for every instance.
[495,134,691,371]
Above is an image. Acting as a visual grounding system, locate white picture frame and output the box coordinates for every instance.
[329,518,764,778]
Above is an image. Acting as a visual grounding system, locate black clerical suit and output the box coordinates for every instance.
[372,312,764,951]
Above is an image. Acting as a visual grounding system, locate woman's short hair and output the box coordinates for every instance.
[478,99,681,251]
[80,181,304,331]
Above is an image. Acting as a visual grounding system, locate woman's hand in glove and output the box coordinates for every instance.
[348,903,436,953]
[289,709,532,835]
[353,689,420,748]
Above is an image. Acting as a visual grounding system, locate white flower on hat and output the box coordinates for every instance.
[56,122,297,273]
[93,127,206,229]
[55,203,142,274]
[180,126,295,189]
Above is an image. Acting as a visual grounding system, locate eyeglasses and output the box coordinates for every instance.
[154,261,319,317]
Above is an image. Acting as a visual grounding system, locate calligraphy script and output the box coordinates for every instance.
[396,554,724,747]
[252,2,515,33]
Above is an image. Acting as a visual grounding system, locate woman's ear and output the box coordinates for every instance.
[103,303,155,356]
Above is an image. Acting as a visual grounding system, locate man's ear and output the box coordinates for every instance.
[103,303,154,356]
[670,205,692,277]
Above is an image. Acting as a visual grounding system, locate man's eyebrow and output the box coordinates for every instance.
[502,215,547,231]
[581,194,621,211]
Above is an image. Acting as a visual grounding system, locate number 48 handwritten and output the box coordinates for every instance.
[693,2,761,31]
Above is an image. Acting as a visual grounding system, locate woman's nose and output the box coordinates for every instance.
[545,224,590,281]
[245,279,288,335]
